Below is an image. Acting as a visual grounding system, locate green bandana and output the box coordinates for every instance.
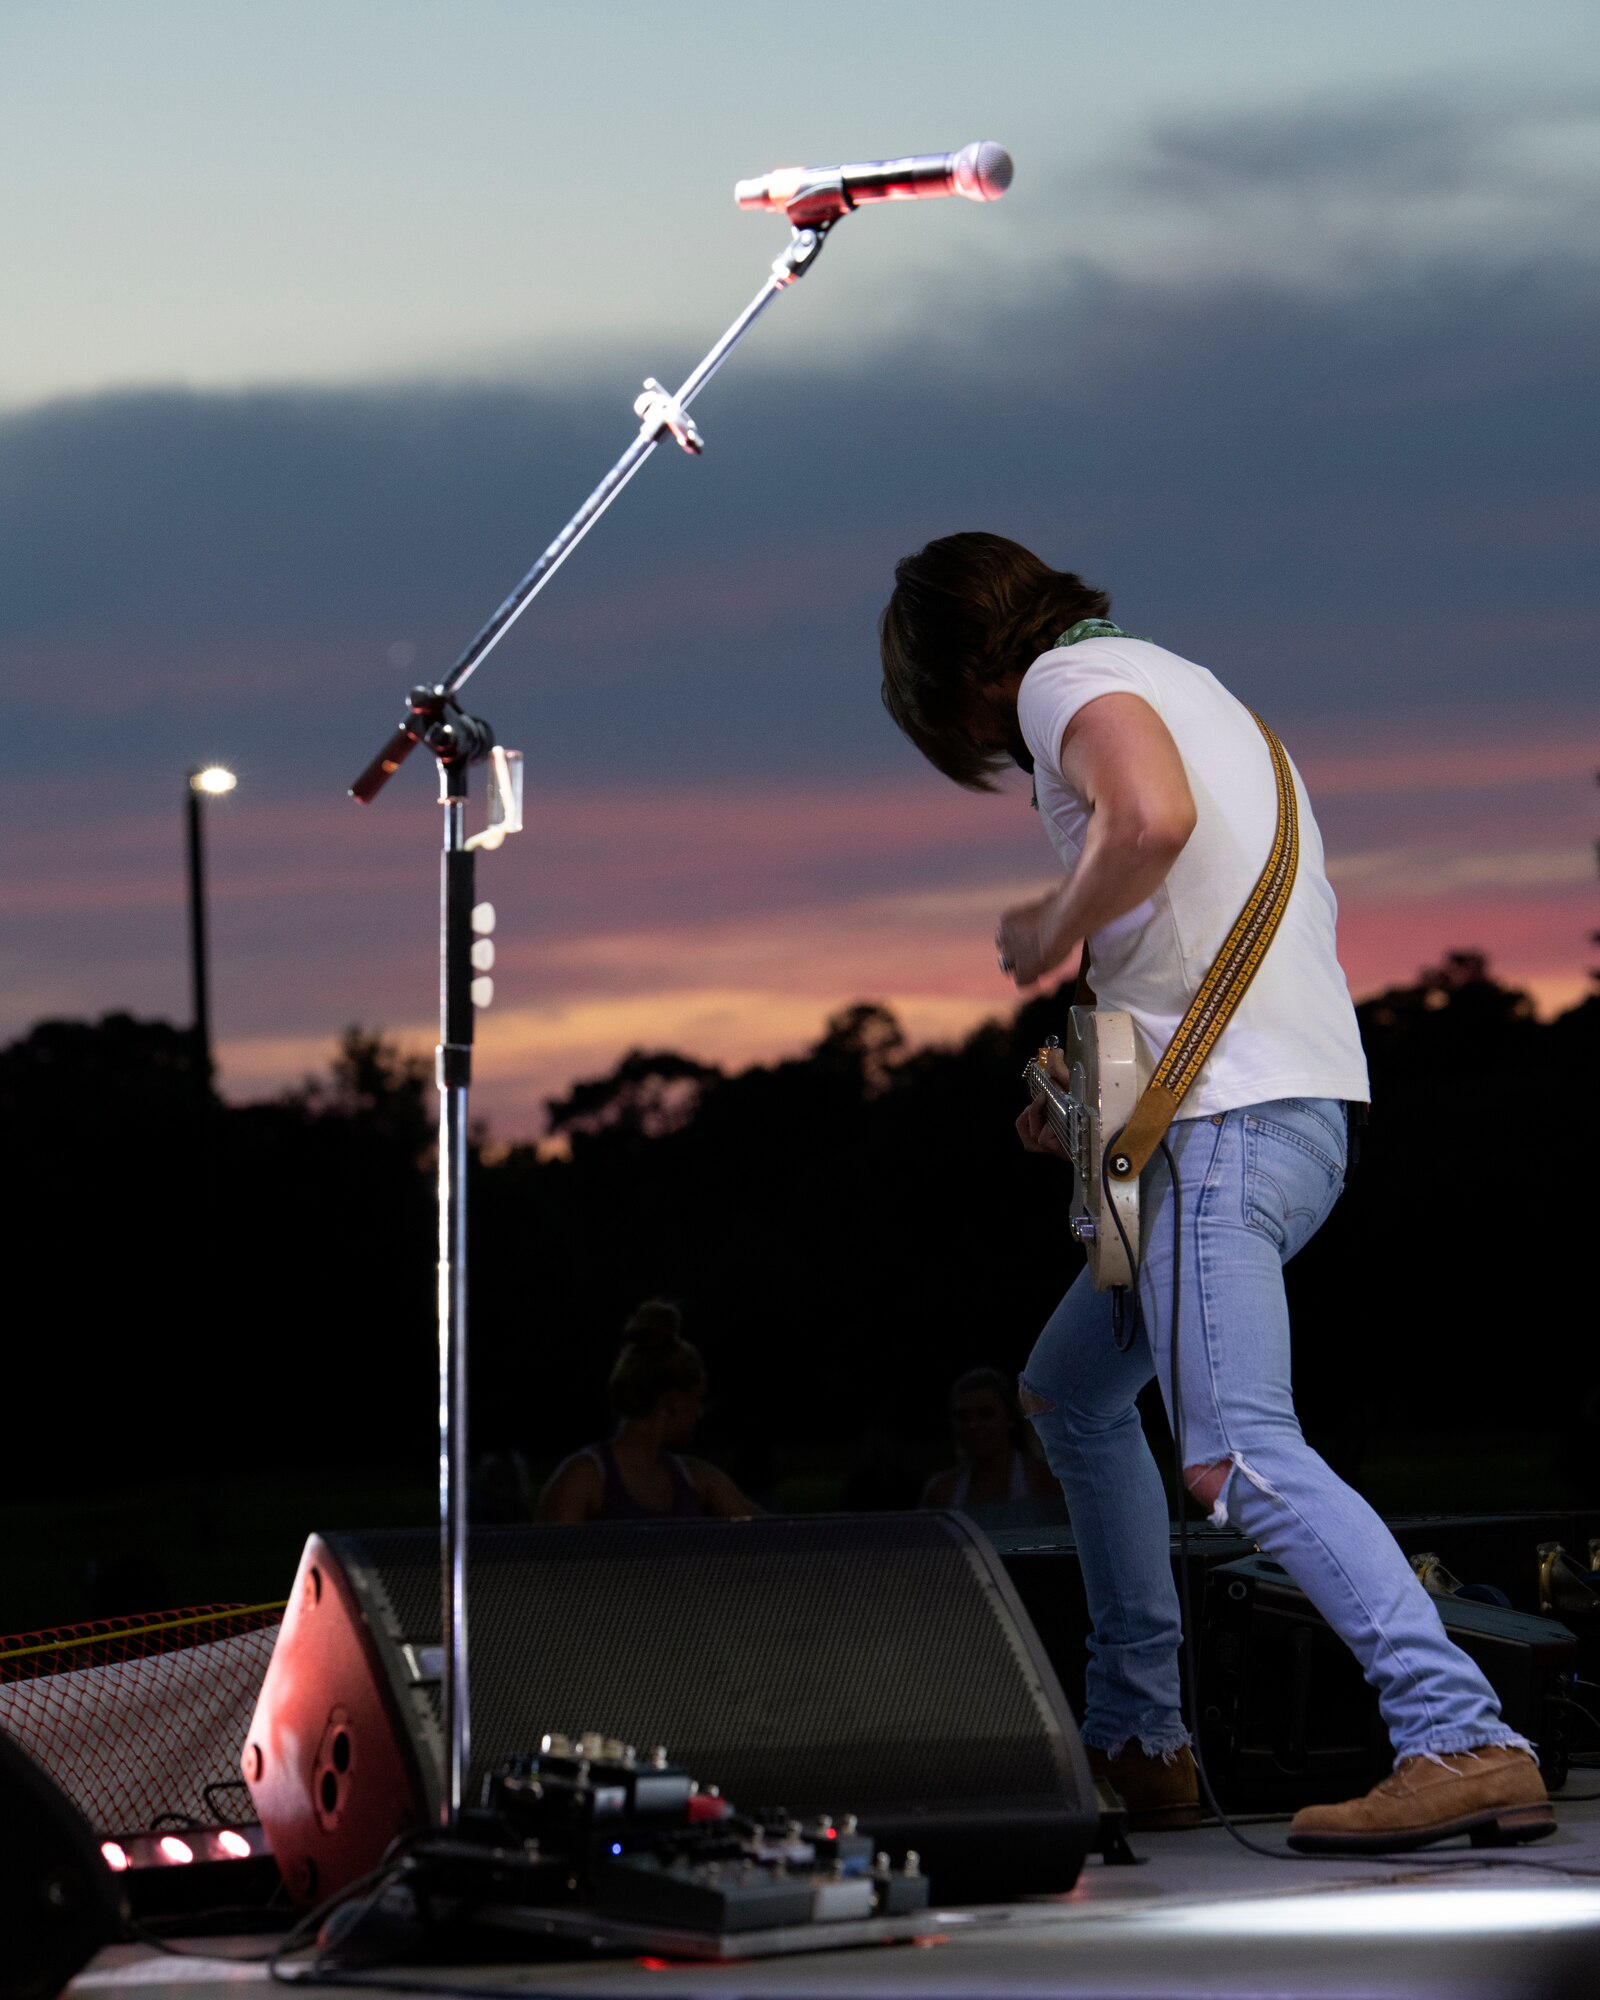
[1055,617,1140,647]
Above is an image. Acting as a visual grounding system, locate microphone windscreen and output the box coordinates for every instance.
[952,141,1014,202]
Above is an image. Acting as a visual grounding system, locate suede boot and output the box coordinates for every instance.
[1288,1745,1553,1854]
[1085,1743,1203,1830]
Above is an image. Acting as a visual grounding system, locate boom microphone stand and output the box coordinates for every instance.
[349,146,1012,1830]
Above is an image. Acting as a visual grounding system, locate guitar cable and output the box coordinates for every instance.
[1096,1132,1597,1877]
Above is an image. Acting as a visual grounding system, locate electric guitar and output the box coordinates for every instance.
[1023,1009,1143,1290]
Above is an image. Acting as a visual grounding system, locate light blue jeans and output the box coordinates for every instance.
[1019,1097,1525,1765]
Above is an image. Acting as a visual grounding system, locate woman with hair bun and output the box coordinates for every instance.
[535,1300,759,1523]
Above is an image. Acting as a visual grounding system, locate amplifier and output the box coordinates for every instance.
[1384,1512,1600,1682]
[1199,1554,1578,1810]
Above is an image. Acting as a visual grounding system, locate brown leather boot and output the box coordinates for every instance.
[1288,1745,1554,1854]
[1085,1743,1203,1830]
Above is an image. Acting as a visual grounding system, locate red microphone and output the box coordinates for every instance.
[735,141,1013,215]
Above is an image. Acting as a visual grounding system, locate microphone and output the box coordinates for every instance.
[735,141,1013,215]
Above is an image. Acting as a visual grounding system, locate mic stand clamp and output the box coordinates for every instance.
[634,379,704,456]
[774,217,837,280]
[353,685,494,806]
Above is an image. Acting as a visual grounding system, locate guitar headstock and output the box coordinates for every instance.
[1022,1034,1062,1084]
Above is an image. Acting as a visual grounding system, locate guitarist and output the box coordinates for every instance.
[879,532,1551,1853]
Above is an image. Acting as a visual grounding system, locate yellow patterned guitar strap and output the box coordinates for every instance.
[1105,710,1300,1182]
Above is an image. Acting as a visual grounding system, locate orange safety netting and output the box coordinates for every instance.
[0,1602,285,1835]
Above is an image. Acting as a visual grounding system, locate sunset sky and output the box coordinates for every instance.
[4,2,1595,1133]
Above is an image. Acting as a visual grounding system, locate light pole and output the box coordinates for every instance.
[186,766,235,1091]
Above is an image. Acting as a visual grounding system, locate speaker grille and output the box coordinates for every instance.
[336,1516,1075,1818]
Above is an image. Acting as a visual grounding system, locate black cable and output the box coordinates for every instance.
[1555,1693,1600,1743]
[268,1844,424,1985]
[202,1778,257,1818]
[125,1834,421,1970]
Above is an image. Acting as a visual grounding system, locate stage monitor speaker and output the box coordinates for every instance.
[0,1728,122,2000]
[245,1514,1096,1907]
[1200,1554,1578,1810]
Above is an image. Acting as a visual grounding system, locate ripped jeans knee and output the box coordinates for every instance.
[1184,1452,1283,1528]
[1017,1375,1054,1420]
[1184,1460,1231,1524]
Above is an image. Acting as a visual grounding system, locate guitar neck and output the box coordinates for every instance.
[1026,1061,1075,1155]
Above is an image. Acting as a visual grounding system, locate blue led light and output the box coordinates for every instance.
[611,1842,623,1856]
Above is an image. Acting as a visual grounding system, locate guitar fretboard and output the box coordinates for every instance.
[1026,1061,1078,1157]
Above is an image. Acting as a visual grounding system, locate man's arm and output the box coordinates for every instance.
[997,692,1196,987]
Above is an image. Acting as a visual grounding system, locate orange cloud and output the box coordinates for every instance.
[8,710,1590,1136]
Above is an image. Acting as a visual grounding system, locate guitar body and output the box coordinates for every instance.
[1024,1008,1143,1291]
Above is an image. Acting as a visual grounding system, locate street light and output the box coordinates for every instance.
[186,766,236,1091]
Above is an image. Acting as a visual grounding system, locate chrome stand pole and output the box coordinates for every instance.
[437,751,475,1821]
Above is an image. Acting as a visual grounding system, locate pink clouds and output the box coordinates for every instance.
[5,709,1591,1135]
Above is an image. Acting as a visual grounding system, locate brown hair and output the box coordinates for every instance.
[607,1299,706,1419]
[879,533,1110,789]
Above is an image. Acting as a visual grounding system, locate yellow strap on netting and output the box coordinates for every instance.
[0,1600,288,1668]
[1108,712,1299,1181]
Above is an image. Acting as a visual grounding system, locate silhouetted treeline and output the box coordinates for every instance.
[5,954,1595,1502]
[4,1019,436,1494]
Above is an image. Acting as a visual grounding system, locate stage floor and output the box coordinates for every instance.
[74,1797,1600,1999]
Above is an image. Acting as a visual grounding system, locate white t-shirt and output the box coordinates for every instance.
[1017,635,1370,1118]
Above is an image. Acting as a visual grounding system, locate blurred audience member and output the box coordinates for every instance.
[469,1449,535,1524]
[536,1300,760,1522]
[921,1366,1065,1528]
[841,1427,922,1511]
